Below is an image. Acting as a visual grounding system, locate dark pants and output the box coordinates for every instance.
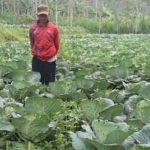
[32,56,56,85]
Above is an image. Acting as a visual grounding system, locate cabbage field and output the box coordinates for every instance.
[1,33,150,150]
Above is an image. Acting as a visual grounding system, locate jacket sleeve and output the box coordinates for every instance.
[29,26,34,49]
[54,27,60,53]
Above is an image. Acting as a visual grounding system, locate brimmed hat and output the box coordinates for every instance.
[37,4,49,15]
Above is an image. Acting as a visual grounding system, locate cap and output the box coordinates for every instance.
[37,4,49,15]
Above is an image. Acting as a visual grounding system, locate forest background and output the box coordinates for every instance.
[1,0,150,34]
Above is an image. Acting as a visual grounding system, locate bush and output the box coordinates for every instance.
[74,17,100,33]
[0,26,28,42]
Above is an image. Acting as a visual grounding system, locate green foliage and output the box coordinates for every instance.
[132,125,150,148]
[51,101,82,150]
[79,99,114,122]
[100,17,117,33]
[70,120,134,150]
[0,14,34,25]
[73,15,150,33]
[139,16,150,34]
[74,17,100,33]
[2,33,150,149]
[0,26,28,42]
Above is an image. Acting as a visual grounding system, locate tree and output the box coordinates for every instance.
[15,0,21,16]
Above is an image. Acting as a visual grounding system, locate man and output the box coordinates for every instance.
[29,4,60,85]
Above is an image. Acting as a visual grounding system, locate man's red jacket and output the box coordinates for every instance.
[29,21,60,61]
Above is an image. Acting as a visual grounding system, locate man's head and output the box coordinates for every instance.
[37,4,49,15]
[37,4,49,26]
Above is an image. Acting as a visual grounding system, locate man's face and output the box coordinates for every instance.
[37,14,49,26]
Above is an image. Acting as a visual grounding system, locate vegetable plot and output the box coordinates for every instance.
[0,34,150,149]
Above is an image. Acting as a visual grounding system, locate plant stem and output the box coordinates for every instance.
[6,141,10,150]
[28,141,31,150]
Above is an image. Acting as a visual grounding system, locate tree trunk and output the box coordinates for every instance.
[31,0,37,18]
[135,0,139,33]
[1,0,3,14]
[55,0,58,25]
[15,0,21,16]
[69,0,74,27]
[95,0,98,19]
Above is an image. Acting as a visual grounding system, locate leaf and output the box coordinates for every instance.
[11,81,31,90]
[123,136,135,150]
[0,79,5,90]
[7,141,42,150]
[0,96,5,108]
[108,90,126,103]
[113,114,127,123]
[125,81,150,96]
[86,139,124,150]
[25,71,41,84]
[25,97,62,117]
[74,78,95,89]
[71,92,88,101]
[12,116,51,142]
[124,82,142,94]
[130,146,150,150]
[103,128,134,145]
[47,81,77,95]
[144,67,150,78]
[125,119,144,129]
[92,120,134,144]
[0,65,12,78]
[127,75,141,82]
[93,79,110,90]
[69,123,96,150]
[80,99,114,121]
[99,104,123,121]
[108,66,133,80]
[6,69,26,81]
[11,97,61,141]
[13,85,38,101]
[124,95,142,115]
[0,118,15,132]
[69,131,96,150]
[132,100,150,123]
[132,125,150,147]
[95,98,114,109]
[0,88,11,98]
[70,125,123,150]
[80,100,101,121]
[139,83,150,100]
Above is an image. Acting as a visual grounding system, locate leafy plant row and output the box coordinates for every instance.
[1,34,150,149]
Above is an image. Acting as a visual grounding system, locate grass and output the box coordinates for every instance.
[0,26,28,42]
